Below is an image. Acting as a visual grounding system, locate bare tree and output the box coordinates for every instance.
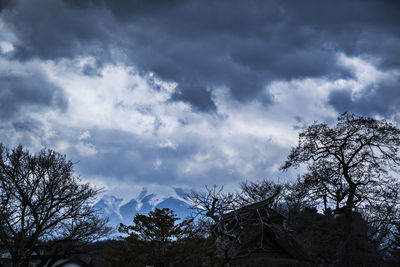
[187,182,284,224]
[281,113,400,213]
[187,185,235,227]
[281,113,400,254]
[236,180,284,208]
[187,182,288,265]
[187,185,238,264]
[0,144,110,267]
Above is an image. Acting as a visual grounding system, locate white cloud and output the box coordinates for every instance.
[158,139,178,150]
[1,52,397,196]
[0,19,16,54]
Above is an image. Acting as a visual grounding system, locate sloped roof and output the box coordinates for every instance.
[217,199,312,265]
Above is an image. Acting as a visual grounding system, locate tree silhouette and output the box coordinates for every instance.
[282,113,400,213]
[281,113,400,258]
[0,144,110,267]
[104,208,217,266]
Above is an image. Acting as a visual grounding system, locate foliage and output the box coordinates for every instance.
[0,144,110,267]
[387,224,400,265]
[287,207,380,266]
[281,113,400,256]
[104,208,219,266]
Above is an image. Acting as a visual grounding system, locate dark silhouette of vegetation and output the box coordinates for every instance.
[187,181,306,266]
[0,144,110,267]
[104,208,219,266]
[2,113,399,266]
[282,112,400,214]
[282,113,400,260]
[187,113,400,266]
[388,223,400,265]
[286,206,381,266]
[188,181,400,266]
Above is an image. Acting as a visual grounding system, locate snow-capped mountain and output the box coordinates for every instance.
[93,187,192,228]
[93,195,124,226]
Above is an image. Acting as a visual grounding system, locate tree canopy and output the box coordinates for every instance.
[0,144,110,267]
[281,113,400,257]
[282,113,400,212]
[104,208,217,267]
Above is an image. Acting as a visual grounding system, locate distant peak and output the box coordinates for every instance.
[100,195,123,208]
[174,187,188,200]
[102,194,123,202]
[138,187,148,199]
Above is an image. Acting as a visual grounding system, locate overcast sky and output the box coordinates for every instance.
[0,0,399,198]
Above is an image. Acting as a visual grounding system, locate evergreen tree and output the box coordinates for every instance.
[104,208,218,266]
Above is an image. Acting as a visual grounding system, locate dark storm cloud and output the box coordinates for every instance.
[3,0,115,61]
[0,73,67,120]
[2,0,399,112]
[328,77,400,117]
[172,85,217,112]
[0,0,14,12]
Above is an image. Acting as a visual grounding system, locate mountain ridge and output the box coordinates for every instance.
[94,187,192,227]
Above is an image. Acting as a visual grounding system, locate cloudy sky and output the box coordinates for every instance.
[0,0,399,198]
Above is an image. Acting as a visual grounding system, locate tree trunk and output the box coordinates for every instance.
[346,183,356,210]
[343,165,356,211]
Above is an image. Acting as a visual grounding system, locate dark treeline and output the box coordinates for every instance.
[105,113,400,266]
[1,113,400,266]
